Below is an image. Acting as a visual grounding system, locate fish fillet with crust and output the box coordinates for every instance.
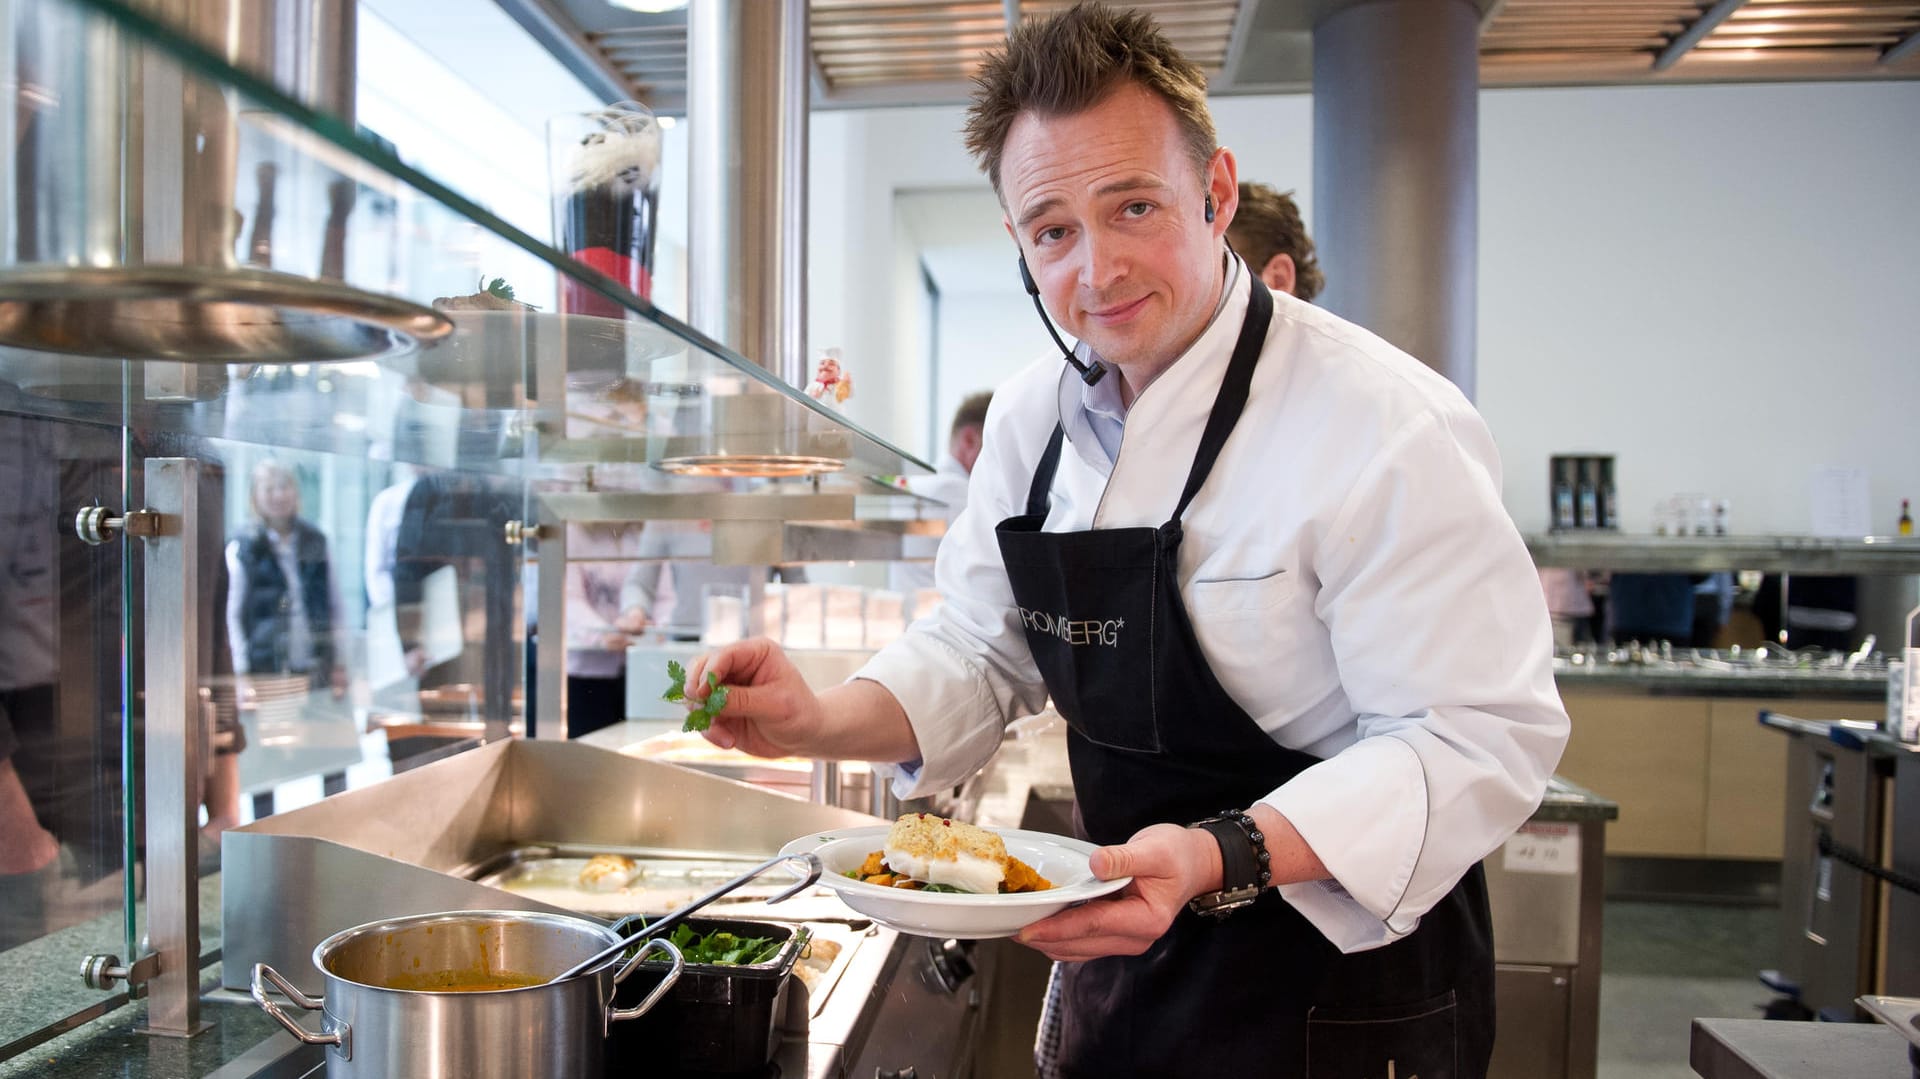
[882,813,1007,894]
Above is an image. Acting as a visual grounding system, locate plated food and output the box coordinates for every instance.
[780,818,1130,939]
[845,813,1053,894]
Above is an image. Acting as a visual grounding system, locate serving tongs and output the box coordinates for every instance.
[551,851,823,984]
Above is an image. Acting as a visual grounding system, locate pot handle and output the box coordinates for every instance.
[606,938,684,1026]
[252,962,353,1060]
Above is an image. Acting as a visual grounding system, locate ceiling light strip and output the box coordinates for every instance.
[1735,4,1920,17]
[1701,33,1899,44]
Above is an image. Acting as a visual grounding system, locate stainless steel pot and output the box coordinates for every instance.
[252,909,683,1078]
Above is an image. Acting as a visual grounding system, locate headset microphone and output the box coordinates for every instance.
[1204,195,1215,223]
[1017,256,1106,387]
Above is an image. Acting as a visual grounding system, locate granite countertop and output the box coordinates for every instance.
[0,873,297,1079]
[0,983,309,1075]
[1690,1017,1916,1079]
[1535,775,1620,822]
[0,979,306,1079]
[1,874,226,1065]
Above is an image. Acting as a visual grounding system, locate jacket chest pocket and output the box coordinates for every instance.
[1187,568,1295,617]
[1306,990,1459,1079]
[1186,568,1337,707]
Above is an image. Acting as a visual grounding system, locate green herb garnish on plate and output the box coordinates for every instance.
[662,659,729,733]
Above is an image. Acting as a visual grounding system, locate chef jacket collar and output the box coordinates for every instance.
[1056,251,1248,477]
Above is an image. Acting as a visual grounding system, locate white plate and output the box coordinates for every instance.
[779,825,1131,939]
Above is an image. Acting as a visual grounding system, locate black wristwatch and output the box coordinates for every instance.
[1187,811,1272,919]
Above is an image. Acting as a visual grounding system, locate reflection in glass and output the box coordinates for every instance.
[0,410,131,1038]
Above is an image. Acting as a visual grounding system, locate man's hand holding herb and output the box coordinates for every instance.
[682,638,921,767]
[679,640,823,755]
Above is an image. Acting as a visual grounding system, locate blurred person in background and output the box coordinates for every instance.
[560,524,646,738]
[0,413,70,949]
[392,469,521,703]
[364,462,418,614]
[1605,572,1697,645]
[226,460,346,697]
[1225,181,1324,302]
[1692,572,1735,648]
[617,523,763,644]
[1538,568,1595,648]
[0,416,241,944]
[889,391,993,595]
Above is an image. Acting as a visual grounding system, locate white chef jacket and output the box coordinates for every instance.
[855,257,1569,953]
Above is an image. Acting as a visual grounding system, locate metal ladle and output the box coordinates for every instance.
[551,851,823,984]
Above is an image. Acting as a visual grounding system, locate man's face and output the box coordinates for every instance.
[1000,82,1235,375]
[951,424,984,473]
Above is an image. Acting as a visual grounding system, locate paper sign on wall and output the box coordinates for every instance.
[1810,465,1871,538]
[1502,821,1580,876]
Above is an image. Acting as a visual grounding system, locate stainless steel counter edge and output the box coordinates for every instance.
[1555,668,1887,700]
[1690,1017,1915,1079]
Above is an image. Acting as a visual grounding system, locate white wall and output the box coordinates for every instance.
[806,108,995,454]
[931,292,1053,450]
[811,83,1920,533]
[1478,80,1920,534]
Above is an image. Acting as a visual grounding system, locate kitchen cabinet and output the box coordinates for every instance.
[1555,694,1710,857]
[0,0,934,1066]
[1557,691,1871,860]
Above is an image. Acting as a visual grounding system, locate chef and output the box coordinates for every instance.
[683,4,1568,1076]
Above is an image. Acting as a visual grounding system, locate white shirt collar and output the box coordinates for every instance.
[1061,251,1246,468]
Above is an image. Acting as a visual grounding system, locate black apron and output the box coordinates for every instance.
[996,276,1496,1078]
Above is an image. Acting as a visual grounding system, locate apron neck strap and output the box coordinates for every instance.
[1169,276,1273,525]
[1026,424,1067,518]
[1022,275,1275,525]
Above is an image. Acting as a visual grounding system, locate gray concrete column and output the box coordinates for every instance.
[1312,0,1479,399]
[687,0,809,386]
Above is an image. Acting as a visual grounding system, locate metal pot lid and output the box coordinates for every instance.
[0,265,452,364]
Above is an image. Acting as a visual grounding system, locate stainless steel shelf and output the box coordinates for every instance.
[1526,533,1920,574]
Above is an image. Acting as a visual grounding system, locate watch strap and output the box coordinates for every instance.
[1187,811,1272,919]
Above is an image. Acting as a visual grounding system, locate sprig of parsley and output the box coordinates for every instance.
[480,275,516,301]
[662,660,729,733]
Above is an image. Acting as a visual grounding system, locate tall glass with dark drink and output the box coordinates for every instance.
[549,102,662,318]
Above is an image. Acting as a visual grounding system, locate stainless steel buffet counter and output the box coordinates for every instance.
[208,738,999,1079]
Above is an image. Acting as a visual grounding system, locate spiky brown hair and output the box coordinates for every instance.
[963,2,1216,195]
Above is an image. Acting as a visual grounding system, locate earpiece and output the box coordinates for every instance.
[1018,255,1040,298]
[1204,195,1215,224]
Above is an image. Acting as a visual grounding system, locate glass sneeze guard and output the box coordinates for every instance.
[0,0,934,1060]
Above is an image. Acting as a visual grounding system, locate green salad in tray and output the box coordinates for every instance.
[637,923,783,967]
